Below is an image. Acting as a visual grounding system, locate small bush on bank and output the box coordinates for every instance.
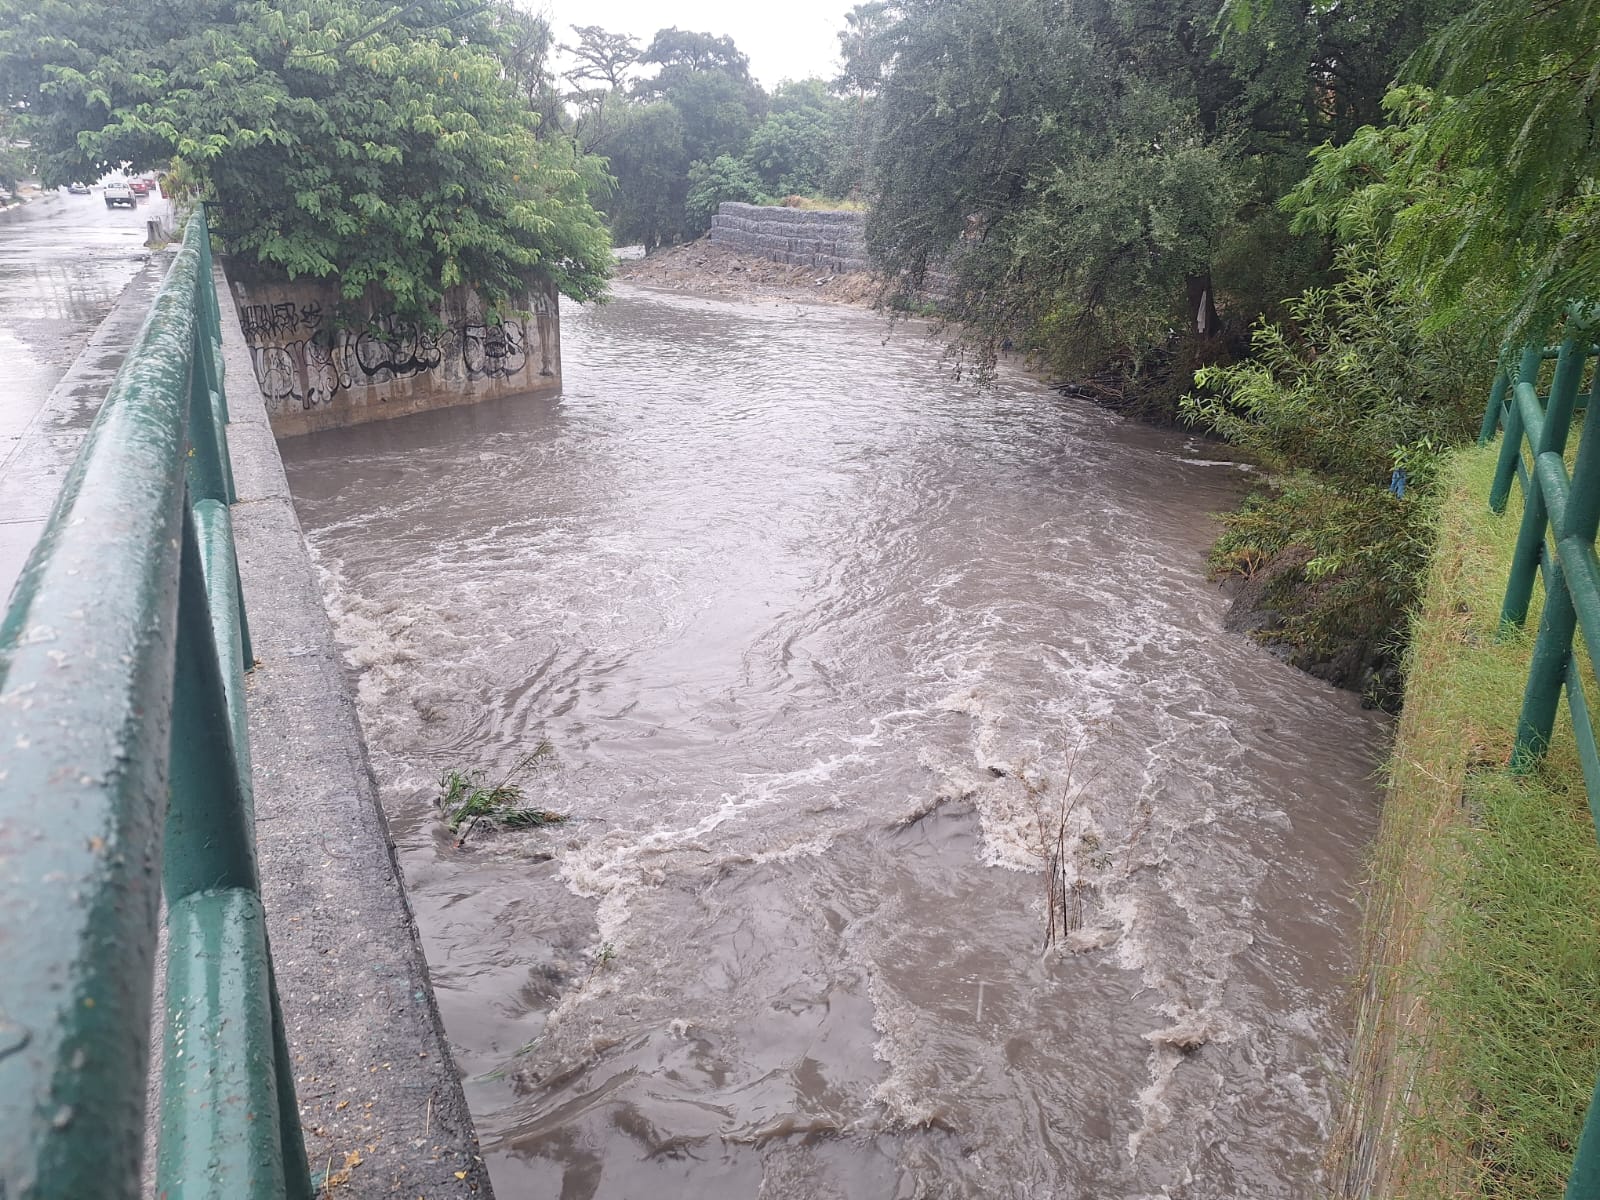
[1209,476,1426,705]
[684,155,766,230]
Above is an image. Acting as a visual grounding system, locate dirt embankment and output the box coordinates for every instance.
[613,237,881,308]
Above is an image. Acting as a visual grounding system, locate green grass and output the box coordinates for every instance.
[1335,440,1600,1198]
[759,194,867,212]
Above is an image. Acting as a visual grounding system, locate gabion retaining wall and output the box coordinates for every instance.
[708,202,871,273]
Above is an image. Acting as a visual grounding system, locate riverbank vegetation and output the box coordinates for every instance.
[1334,444,1600,1199]
[437,742,565,848]
[559,27,860,251]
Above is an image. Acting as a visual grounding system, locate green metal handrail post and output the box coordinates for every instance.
[157,492,308,1200]
[1513,544,1578,767]
[1567,1076,1600,1199]
[1502,335,1588,629]
[1522,380,1600,766]
[1480,362,1511,446]
[1491,346,1545,514]
[162,502,259,900]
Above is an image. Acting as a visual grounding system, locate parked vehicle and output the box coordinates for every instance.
[67,181,90,195]
[104,182,136,208]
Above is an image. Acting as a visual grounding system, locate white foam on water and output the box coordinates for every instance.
[866,972,947,1131]
[1128,1003,1240,1160]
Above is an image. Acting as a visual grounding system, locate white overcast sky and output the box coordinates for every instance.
[537,0,856,89]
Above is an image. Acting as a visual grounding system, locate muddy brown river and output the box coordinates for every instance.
[279,285,1386,1199]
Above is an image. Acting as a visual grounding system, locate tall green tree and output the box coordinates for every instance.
[851,0,1240,378]
[744,79,850,197]
[491,5,565,136]
[563,23,639,155]
[633,27,766,169]
[0,0,613,317]
[605,100,690,251]
[846,0,1466,387]
[563,23,640,93]
[602,26,766,249]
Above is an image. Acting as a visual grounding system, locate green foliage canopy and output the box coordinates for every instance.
[844,0,1467,381]
[744,80,850,197]
[597,25,766,249]
[0,0,614,317]
[684,154,764,227]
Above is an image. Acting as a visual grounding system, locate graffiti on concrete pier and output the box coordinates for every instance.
[232,281,558,424]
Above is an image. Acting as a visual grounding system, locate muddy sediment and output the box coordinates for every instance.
[615,236,879,307]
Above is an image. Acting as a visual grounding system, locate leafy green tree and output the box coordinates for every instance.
[744,79,849,197]
[563,23,639,154]
[846,0,1466,388]
[600,27,766,249]
[605,100,689,251]
[685,154,765,227]
[853,0,1241,379]
[633,27,765,168]
[638,28,749,76]
[0,0,612,317]
[562,23,640,92]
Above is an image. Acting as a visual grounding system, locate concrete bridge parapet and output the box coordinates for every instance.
[215,263,493,1195]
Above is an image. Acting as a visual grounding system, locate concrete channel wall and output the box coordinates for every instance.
[215,264,492,1196]
[709,202,870,273]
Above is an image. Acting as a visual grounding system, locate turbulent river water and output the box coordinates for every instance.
[279,284,1387,1199]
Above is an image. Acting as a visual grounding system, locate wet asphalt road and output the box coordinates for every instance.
[0,188,163,449]
[0,187,172,597]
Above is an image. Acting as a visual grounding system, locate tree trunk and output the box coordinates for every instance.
[1186,272,1220,338]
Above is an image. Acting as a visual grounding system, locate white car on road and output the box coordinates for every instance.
[104,182,136,208]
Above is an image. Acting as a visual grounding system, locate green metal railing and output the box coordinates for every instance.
[1479,315,1600,1199]
[0,212,311,1199]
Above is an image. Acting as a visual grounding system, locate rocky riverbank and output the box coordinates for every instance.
[614,237,878,307]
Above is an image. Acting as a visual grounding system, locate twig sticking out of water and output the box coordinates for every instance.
[438,740,565,847]
[1021,737,1097,953]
